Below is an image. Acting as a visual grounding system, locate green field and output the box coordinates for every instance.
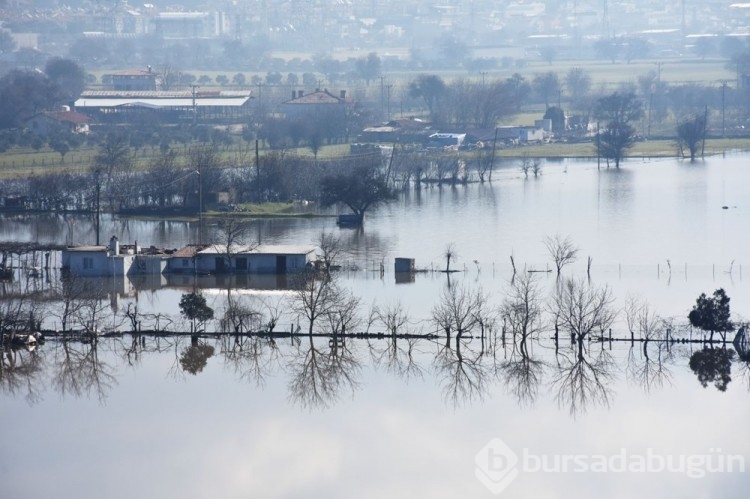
[3,137,750,181]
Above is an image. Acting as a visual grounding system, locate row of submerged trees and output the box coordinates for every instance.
[2,268,748,411]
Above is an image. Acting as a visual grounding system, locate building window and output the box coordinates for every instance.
[83,257,93,270]
[182,259,189,267]
[236,258,247,270]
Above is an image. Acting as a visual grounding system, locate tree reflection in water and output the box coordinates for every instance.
[689,347,735,392]
[222,335,280,388]
[0,347,44,404]
[497,272,546,406]
[287,335,361,410]
[179,337,216,375]
[434,334,489,407]
[51,341,117,404]
[626,341,673,393]
[731,325,750,391]
[498,343,546,407]
[551,340,616,417]
[367,303,425,381]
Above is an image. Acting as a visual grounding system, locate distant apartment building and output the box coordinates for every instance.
[108,68,162,91]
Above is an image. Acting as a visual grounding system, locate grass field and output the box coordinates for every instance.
[3,137,749,181]
[89,56,734,91]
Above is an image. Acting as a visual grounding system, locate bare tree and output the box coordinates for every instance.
[291,272,356,337]
[500,272,543,355]
[212,217,254,272]
[552,278,617,343]
[220,294,261,333]
[520,154,541,178]
[544,234,579,276]
[317,232,342,275]
[368,303,424,380]
[431,284,492,339]
[443,243,457,273]
[624,295,664,343]
[474,147,494,183]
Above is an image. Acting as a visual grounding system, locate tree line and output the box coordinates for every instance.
[2,255,747,409]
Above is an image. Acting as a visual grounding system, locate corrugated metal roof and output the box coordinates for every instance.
[74,97,251,108]
[172,245,208,258]
[197,244,317,256]
[255,245,318,255]
[283,90,343,105]
[80,90,252,98]
[65,246,108,252]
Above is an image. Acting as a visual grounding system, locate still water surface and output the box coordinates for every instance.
[2,156,749,498]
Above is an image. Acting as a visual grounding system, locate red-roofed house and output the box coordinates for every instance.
[282,89,350,117]
[28,110,92,136]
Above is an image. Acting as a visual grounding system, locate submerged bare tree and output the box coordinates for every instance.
[220,293,261,333]
[291,271,358,337]
[317,232,343,275]
[544,234,579,276]
[368,303,424,380]
[49,275,88,332]
[520,154,542,178]
[431,284,492,339]
[443,243,457,273]
[500,272,544,355]
[624,295,664,344]
[474,147,495,183]
[552,278,616,343]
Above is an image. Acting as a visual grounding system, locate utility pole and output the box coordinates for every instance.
[721,80,727,138]
[380,76,386,119]
[255,139,261,202]
[95,169,101,246]
[197,168,202,246]
[386,84,393,121]
[489,128,498,182]
[191,84,200,126]
[596,121,609,170]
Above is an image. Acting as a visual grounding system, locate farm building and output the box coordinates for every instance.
[74,90,253,124]
[193,244,318,274]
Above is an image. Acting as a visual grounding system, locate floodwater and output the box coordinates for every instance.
[2,155,749,498]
